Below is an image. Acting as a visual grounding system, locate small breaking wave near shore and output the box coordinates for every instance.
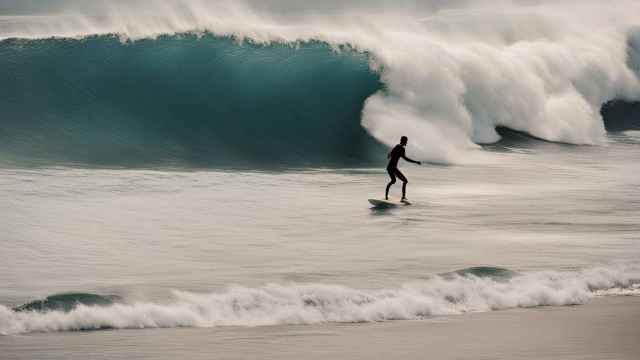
[1,265,638,335]
[1,0,640,165]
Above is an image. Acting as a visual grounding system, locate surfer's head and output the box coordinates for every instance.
[400,136,408,146]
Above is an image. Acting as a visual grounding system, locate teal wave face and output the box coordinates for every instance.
[441,266,518,279]
[601,100,640,132]
[0,34,384,168]
[12,293,121,313]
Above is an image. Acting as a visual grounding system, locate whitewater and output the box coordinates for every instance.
[1,265,639,335]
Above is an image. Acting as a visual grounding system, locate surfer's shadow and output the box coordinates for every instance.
[368,201,431,217]
[369,207,397,216]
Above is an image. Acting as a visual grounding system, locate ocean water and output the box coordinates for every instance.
[2,136,640,334]
[1,0,640,344]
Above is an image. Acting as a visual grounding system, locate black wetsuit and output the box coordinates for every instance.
[387,145,408,184]
[386,144,419,200]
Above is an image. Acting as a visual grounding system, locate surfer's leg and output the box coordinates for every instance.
[385,168,396,200]
[395,169,408,199]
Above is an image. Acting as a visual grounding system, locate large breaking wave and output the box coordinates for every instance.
[0,35,382,167]
[1,0,640,166]
[1,265,639,335]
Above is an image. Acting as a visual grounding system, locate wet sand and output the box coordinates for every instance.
[2,296,639,360]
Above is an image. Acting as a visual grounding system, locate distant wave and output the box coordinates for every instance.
[601,101,640,132]
[2,265,638,335]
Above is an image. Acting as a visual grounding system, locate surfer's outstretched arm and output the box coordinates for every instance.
[402,154,421,165]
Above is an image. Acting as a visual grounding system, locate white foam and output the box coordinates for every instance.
[623,130,640,139]
[1,265,638,335]
[1,0,640,163]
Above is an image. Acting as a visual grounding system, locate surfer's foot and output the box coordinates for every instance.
[401,197,408,201]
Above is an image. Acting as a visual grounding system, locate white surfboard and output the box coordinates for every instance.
[368,198,411,208]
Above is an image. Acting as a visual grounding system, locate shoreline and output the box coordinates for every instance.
[2,295,639,359]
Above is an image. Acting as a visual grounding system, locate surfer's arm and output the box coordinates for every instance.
[402,155,421,165]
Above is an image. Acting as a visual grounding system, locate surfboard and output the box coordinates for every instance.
[368,198,411,208]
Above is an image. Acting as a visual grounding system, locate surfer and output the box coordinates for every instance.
[386,136,421,201]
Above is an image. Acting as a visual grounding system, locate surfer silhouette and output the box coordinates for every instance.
[386,136,421,200]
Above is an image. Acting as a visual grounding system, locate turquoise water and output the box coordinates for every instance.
[0,35,381,167]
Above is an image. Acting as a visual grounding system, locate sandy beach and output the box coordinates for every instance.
[2,296,638,360]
